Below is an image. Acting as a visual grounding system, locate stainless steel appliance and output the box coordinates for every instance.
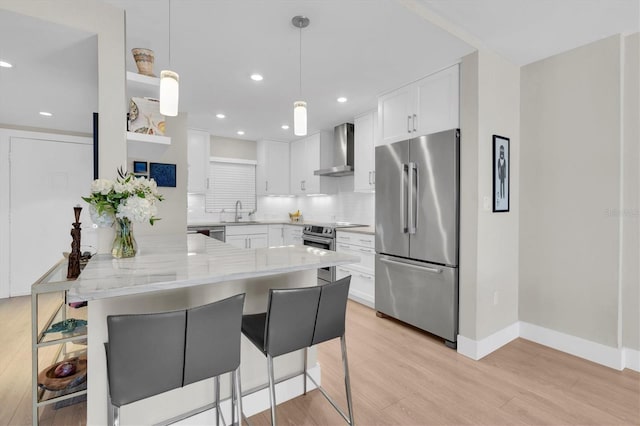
[302,223,364,285]
[187,225,226,242]
[314,123,355,177]
[375,128,460,348]
[302,225,336,284]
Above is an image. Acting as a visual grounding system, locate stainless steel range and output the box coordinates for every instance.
[302,223,364,285]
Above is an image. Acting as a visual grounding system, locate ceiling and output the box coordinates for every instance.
[0,0,637,139]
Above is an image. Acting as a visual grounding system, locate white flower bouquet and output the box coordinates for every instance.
[83,168,164,226]
[83,168,164,258]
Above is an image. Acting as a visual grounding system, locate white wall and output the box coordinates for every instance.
[211,135,256,161]
[133,114,188,236]
[622,33,640,351]
[458,49,520,342]
[1,0,126,254]
[520,35,623,348]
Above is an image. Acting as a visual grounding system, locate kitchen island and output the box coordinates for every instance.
[47,233,358,425]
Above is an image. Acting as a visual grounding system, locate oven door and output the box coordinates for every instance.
[302,234,335,284]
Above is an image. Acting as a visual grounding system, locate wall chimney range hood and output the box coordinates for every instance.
[314,123,354,177]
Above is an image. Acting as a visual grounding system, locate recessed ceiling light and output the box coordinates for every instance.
[250,74,263,81]
[216,113,226,119]
[337,97,347,103]
[39,111,53,117]
[281,124,290,130]
[237,130,245,135]
[0,60,12,68]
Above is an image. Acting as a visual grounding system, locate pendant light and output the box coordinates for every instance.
[292,16,309,136]
[160,0,179,116]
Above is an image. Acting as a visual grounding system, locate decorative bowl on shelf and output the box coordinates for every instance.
[38,356,87,391]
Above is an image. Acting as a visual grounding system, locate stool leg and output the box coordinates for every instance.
[215,376,221,426]
[267,354,277,426]
[341,335,355,426]
[235,367,244,426]
[113,405,120,426]
[231,371,237,426]
[303,347,308,395]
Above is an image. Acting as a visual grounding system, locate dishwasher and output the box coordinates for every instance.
[187,226,225,242]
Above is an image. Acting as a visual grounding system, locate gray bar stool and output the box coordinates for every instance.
[241,276,354,425]
[105,309,186,426]
[105,293,247,426]
[184,293,246,426]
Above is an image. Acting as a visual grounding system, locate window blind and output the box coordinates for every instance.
[205,158,256,212]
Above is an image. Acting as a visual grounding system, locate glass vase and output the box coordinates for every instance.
[112,218,137,258]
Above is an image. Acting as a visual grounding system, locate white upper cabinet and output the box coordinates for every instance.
[354,111,377,192]
[257,140,290,195]
[187,129,210,193]
[377,64,459,146]
[289,131,336,195]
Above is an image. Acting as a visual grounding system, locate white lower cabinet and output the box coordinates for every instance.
[225,225,268,249]
[284,225,303,245]
[268,224,285,247]
[335,231,375,308]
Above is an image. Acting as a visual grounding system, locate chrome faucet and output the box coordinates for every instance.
[235,200,243,222]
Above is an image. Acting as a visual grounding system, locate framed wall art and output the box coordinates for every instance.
[492,135,510,212]
[149,162,176,187]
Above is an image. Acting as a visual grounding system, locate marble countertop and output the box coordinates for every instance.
[336,225,375,235]
[66,234,359,302]
[188,219,305,227]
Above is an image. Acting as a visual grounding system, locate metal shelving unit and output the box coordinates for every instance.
[31,258,88,426]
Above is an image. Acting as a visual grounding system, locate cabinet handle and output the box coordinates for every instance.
[407,115,412,133]
[338,268,350,274]
[359,274,373,280]
[265,181,268,192]
[368,171,372,185]
[359,248,373,253]
[413,114,417,132]
[249,238,251,248]
[206,178,210,189]
[339,245,350,250]
[360,239,371,243]
[372,171,375,185]
[340,236,351,240]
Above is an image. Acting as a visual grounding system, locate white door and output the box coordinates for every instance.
[289,139,306,194]
[10,137,94,296]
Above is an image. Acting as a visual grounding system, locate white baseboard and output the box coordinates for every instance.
[519,321,625,370]
[175,364,322,424]
[458,321,640,372]
[623,347,640,372]
[457,322,519,360]
[348,292,374,309]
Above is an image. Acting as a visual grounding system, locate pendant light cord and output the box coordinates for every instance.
[168,0,171,67]
[299,24,302,97]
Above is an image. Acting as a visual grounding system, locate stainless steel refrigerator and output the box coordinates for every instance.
[375,128,459,348]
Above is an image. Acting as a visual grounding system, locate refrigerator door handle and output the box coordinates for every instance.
[380,257,442,274]
[401,163,409,233]
[408,162,417,234]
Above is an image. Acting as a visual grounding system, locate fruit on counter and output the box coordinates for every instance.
[54,361,77,378]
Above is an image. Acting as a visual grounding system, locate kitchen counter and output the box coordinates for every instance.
[69,233,356,301]
[69,233,358,424]
[338,225,375,235]
[187,219,306,227]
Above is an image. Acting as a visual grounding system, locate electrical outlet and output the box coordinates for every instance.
[483,196,491,212]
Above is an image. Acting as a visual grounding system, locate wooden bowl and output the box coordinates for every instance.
[38,356,87,391]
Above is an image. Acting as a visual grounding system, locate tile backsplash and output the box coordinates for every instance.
[188,190,374,225]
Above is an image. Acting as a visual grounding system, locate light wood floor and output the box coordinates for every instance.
[2,296,638,425]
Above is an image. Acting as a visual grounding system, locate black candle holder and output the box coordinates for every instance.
[67,206,82,279]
